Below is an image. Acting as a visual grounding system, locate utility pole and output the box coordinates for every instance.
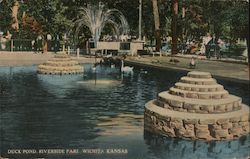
[139,0,142,41]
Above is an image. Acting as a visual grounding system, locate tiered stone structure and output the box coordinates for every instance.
[37,53,83,75]
[144,71,249,140]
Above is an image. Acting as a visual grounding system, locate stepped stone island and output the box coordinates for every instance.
[144,71,249,140]
[37,53,84,75]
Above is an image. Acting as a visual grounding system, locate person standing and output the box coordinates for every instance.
[34,40,37,53]
[189,56,196,69]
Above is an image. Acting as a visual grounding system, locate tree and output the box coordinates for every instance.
[11,0,19,31]
[152,0,161,52]
[1,0,248,57]
[0,0,13,33]
[103,0,139,37]
[171,0,178,54]
[201,0,248,59]
[182,1,208,41]
[24,0,70,53]
[229,1,249,60]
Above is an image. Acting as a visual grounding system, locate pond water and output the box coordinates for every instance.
[0,64,249,159]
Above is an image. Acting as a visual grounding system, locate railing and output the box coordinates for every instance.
[0,39,92,56]
[144,42,248,58]
[0,39,247,62]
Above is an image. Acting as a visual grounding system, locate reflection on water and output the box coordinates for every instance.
[38,74,83,98]
[144,131,250,159]
[77,79,122,89]
[0,64,249,159]
[77,64,123,90]
[97,114,143,136]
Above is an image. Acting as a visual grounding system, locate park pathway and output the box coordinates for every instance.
[125,56,249,83]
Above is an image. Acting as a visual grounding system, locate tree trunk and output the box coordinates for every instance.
[171,0,178,55]
[43,39,48,53]
[247,35,249,65]
[11,0,19,32]
[181,0,186,54]
[151,0,161,52]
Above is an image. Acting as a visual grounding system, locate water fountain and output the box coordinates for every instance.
[37,53,83,75]
[144,71,249,140]
[73,3,129,47]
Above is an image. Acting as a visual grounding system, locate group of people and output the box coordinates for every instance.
[184,33,225,59]
[101,34,137,42]
[0,31,12,50]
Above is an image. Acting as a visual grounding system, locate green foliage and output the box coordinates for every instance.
[0,0,13,33]
[142,0,171,41]
[142,0,154,39]
[0,0,248,45]
[229,1,249,40]
[106,0,139,35]
[182,0,248,42]
[182,0,208,40]
[24,0,70,38]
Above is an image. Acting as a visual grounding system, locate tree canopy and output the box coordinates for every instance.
[0,0,248,46]
[0,0,13,33]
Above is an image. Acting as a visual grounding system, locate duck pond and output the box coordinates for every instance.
[0,64,249,159]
